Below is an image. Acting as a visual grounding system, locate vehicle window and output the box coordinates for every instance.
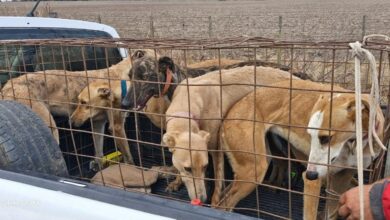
[0,28,122,84]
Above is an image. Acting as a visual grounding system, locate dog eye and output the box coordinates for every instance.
[80,100,87,105]
[348,137,356,144]
[319,135,332,145]
[184,167,192,173]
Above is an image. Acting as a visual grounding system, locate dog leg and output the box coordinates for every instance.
[303,171,322,220]
[325,169,355,220]
[266,132,288,188]
[216,124,269,210]
[110,111,134,164]
[165,175,183,192]
[274,159,287,188]
[218,179,257,211]
[211,151,224,206]
[218,158,269,211]
[91,119,107,171]
[153,165,179,179]
[31,102,59,144]
[266,158,287,189]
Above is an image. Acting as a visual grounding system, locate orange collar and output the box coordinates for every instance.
[161,68,173,96]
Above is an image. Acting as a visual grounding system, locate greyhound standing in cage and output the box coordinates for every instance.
[70,80,171,164]
[215,79,384,219]
[0,49,158,168]
[160,65,297,203]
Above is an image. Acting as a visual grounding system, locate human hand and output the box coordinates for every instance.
[338,184,374,220]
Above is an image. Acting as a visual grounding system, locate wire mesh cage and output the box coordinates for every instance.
[0,37,389,220]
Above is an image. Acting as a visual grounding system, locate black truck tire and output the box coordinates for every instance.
[0,100,68,177]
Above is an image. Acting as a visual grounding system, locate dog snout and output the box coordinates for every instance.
[199,194,207,203]
[70,115,78,125]
[306,164,317,172]
[305,164,319,180]
[195,181,208,203]
[305,170,319,180]
[70,113,85,127]
[71,118,83,127]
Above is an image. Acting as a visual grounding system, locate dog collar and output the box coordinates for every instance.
[166,112,200,126]
[121,80,127,100]
[161,68,173,96]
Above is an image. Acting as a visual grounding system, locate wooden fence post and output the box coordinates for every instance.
[277,16,283,65]
[149,16,155,38]
[208,16,212,38]
[182,20,186,38]
[362,15,366,39]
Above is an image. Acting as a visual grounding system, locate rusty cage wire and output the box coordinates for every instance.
[0,37,389,220]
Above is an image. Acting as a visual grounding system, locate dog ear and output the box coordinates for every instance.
[158,56,175,73]
[346,99,370,112]
[198,130,210,143]
[346,99,370,128]
[162,132,180,152]
[97,87,112,98]
[131,50,145,60]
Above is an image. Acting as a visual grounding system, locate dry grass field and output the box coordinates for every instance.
[1,0,390,40]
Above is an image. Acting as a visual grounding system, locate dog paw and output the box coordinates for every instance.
[165,181,181,192]
[152,166,178,179]
[211,197,220,207]
[89,160,100,172]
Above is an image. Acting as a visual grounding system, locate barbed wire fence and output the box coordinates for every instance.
[59,14,389,42]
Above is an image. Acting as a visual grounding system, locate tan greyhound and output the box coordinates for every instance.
[215,79,384,219]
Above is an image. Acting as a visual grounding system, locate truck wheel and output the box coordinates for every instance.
[0,100,68,177]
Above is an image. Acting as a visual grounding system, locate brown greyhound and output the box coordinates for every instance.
[215,79,384,219]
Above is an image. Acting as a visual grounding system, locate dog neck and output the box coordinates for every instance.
[109,57,132,79]
[161,64,211,101]
[162,64,205,101]
[163,65,185,101]
[166,111,200,128]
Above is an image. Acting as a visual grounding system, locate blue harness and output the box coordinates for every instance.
[121,80,127,100]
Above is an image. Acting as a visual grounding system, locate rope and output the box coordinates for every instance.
[362,34,390,46]
[325,188,340,198]
[350,41,365,219]
[349,40,387,219]
[349,41,387,154]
